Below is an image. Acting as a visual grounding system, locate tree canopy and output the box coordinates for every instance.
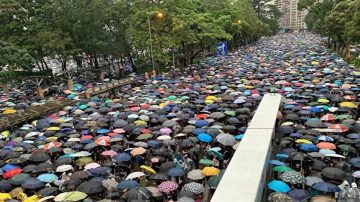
[0,0,274,75]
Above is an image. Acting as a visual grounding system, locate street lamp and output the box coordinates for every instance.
[148,11,164,73]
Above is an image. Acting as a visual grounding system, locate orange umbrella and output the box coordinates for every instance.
[95,136,110,146]
[43,142,61,150]
[130,147,146,156]
[316,142,336,150]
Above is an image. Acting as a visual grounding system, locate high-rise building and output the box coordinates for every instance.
[274,0,307,31]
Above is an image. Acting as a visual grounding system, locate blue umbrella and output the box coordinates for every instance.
[289,133,303,138]
[21,177,44,189]
[197,133,213,143]
[309,107,323,113]
[2,164,17,172]
[87,167,111,176]
[312,182,341,192]
[275,154,289,160]
[299,144,318,152]
[97,129,110,134]
[166,167,185,177]
[113,153,131,162]
[267,180,291,192]
[147,140,160,148]
[0,180,13,191]
[193,128,206,135]
[347,133,360,139]
[288,189,310,201]
[117,180,139,190]
[37,173,59,183]
[235,134,244,140]
[268,160,285,166]
[195,120,209,127]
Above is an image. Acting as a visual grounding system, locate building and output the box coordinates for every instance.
[274,0,307,31]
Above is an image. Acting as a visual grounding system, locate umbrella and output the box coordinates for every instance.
[208,175,222,189]
[21,177,44,189]
[76,180,104,194]
[167,168,185,177]
[117,180,139,190]
[150,173,169,181]
[54,191,87,202]
[126,187,152,201]
[183,182,204,195]
[37,187,59,196]
[158,181,178,193]
[305,176,324,186]
[197,133,213,143]
[321,167,346,180]
[216,133,236,146]
[130,147,146,156]
[0,180,13,191]
[113,153,131,162]
[312,182,341,192]
[126,172,146,180]
[273,166,292,172]
[37,173,59,183]
[267,180,291,192]
[102,179,118,191]
[201,167,220,176]
[267,192,293,202]
[280,171,305,184]
[288,189,310,201]
[187,169,205,180]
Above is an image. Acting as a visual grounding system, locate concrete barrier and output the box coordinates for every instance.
[211,93,282,202]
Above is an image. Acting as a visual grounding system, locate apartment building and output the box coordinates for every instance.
[274,0,307,31]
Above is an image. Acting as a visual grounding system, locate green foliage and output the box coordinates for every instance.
[0,0,269,73]
[251,0,281,34]
[0,69,52,80]
[0,40,34,70]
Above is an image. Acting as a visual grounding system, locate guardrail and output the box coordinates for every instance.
[85,77,135,97]
[211,93,282,202]
[0,99,76,130]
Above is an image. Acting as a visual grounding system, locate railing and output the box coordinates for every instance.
[0,99,76,130]
[85,77,135,97]
[211,93,282,202]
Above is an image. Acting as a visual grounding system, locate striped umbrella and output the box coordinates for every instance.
[158,181,178,193]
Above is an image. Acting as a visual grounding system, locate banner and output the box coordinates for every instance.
[216,42,228,56]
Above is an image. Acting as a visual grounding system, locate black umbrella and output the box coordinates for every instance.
[126,187,152,201]
[76,180,104,194]
[321,167,346,180]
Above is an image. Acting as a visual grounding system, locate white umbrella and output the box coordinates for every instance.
[216,133,236,146]
[187,169,205,180]
[126,172,145,180]
[56,164,74,172]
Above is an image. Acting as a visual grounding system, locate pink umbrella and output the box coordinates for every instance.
[101,150,117,157]
[81,135,93,141]
[130,107,141,112]
[85,162,101,170]
[58,111,67,116]
[160,128,172,134]
[158,181,179,193]
[113,128,126,134]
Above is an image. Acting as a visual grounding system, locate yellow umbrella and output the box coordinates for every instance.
[135,120,147,126]
[201,167,220,176]
[205,96,217,101]
[159,102,167,108]
[317,98,329,104]
[205,100,214,104]
[46,136,58,141]
[1,130,10,138]
[244,85,254,89]
[295,139,313,144]
[24,195,40,202]
[311,61,319,66]
[54,191,87,202]
[0,193,11,200]
[140,165,157,174]
[281,122,294,126]
[3,109,16,114]
[205,85,214,89]
[31,120,37,126]
[340,102,357,108]
[47,126,60,131]
[312,79,320,83]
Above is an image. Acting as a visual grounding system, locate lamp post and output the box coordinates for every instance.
[148,12,164,73]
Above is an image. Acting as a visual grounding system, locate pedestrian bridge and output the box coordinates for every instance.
[211,93,282,202]
[85,77,135,98]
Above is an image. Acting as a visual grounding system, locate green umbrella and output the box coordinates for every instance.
[224,111,236,116]
[136,134,153,140]
[168,95,176,101]
[273,166,293,172]
[208,175,222,189]
[79,105,88,110]
[75,157,94,167]
[199,159,215,166]
[54,191,87,201]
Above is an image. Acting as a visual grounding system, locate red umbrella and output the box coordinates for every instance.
[320,114,336,121]
[329,124,348,133]
[3,168,22,179]
[81,135,93,141]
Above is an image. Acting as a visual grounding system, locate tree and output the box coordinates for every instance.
[0,40,34,70]
[251,0,281,34]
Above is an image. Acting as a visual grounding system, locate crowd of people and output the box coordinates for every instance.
[0,33,359,202]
